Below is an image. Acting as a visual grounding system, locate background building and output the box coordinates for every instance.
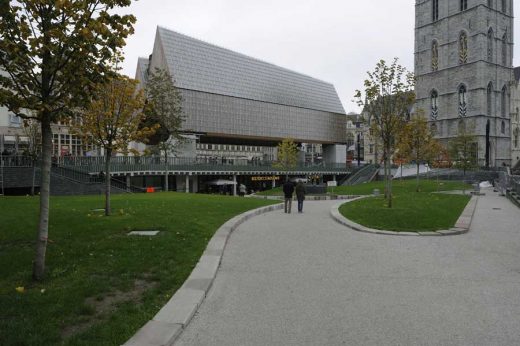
[135,27,347,164]
[415,0,513,167]
[511,68,520,167]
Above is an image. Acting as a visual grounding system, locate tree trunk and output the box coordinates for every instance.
[31,161,36,196]
[164,151,169,192]
[385,148,393,208]
[105,149,112,216]
[32,117,52,281]
[416,161,420,192]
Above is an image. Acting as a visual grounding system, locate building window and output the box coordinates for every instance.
[8,112,22,127]
[346,133,355,148]
[502,0,506,13]
[502,32,508,66]
[501,86,508,117]
[431,123,438,135]
[431,41,439,71]
[487,28,494,61]
[458,85,467,117]
[501,121,505,134]
[460,0,468,11]
[432,0,439,21]
[487,82,493,115]
[514,128,519,148]
[431,90,439,119]
[488,0,493,8]
[459,32,468,64]
[516,107,519,122]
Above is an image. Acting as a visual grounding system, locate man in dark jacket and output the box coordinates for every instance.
[282,180,295,213]
[295,181,306,213]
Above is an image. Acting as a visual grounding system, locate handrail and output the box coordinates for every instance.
[57,156,353,173]
[1,155,353,174]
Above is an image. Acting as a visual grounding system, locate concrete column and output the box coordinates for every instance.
[233,175,237,196]
[185,174,190,193]
[126,174,131,190]
[272,177,276,188]
[333,175,337,182]
[192,175,198,193]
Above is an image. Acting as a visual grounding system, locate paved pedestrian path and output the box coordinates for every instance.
[175,188,520,346]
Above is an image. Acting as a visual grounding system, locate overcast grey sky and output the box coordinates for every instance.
[120,0,520,113]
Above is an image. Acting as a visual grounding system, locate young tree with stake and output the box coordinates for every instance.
[73,75,157,216]
[355,59,415,208]
[0,0,136,281]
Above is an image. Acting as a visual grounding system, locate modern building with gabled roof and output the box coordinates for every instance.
[135,27,347,162]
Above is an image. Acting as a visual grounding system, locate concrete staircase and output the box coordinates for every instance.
[342,164,378,186]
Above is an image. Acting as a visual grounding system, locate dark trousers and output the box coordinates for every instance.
[284,198,292,213]
[297,198,304,212]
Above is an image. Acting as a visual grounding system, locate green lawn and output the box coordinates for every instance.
[257,179,471,196]
[0,193,277,346]
[338,180,472,232]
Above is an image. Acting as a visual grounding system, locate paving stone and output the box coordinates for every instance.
[189,255,220,281]
[153,288,205,326]
[396,232,420,236]
[183,278,214,292]
[123,320,182,346]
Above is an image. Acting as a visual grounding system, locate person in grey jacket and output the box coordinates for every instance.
[295,181,306,213]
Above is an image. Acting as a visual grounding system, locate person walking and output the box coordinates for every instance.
[239,183,246,197]
[295,181,306,213]
[283,179,295,214]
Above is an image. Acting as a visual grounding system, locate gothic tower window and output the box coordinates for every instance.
[458,119,466,133]
[502,0,507,13]
[501,121,505,134]
[459,32,468,64]
[431,123,438,135]
[460,0,468,11]
[432,0,439,21]
[514,128,519,148]
[501,86,508,117]
[432,41,439,71]
[488,0,493,8]
[458,85,467,117]
[431,90,439,119]
[487,28,494,61]
[487,82,493,115]
[502,32,508,66]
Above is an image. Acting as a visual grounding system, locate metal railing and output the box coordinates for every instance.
[56,156,353,174]
[0,155,35,167]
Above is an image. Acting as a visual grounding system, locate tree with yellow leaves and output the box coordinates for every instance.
[396,114,441,192]
[0,0,136,281]
[74,76,157,216]
[273,138,299,178]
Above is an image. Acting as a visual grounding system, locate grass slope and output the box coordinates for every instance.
[338,180,472,232]
[0,193,276,346]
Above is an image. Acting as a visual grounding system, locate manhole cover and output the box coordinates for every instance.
[127,230,160,236]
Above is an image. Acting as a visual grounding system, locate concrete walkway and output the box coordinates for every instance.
[175,188,520,346]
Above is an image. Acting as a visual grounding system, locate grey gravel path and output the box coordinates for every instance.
[175,188,520,346]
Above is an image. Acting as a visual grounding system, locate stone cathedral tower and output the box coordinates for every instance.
[415,0,513,166]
